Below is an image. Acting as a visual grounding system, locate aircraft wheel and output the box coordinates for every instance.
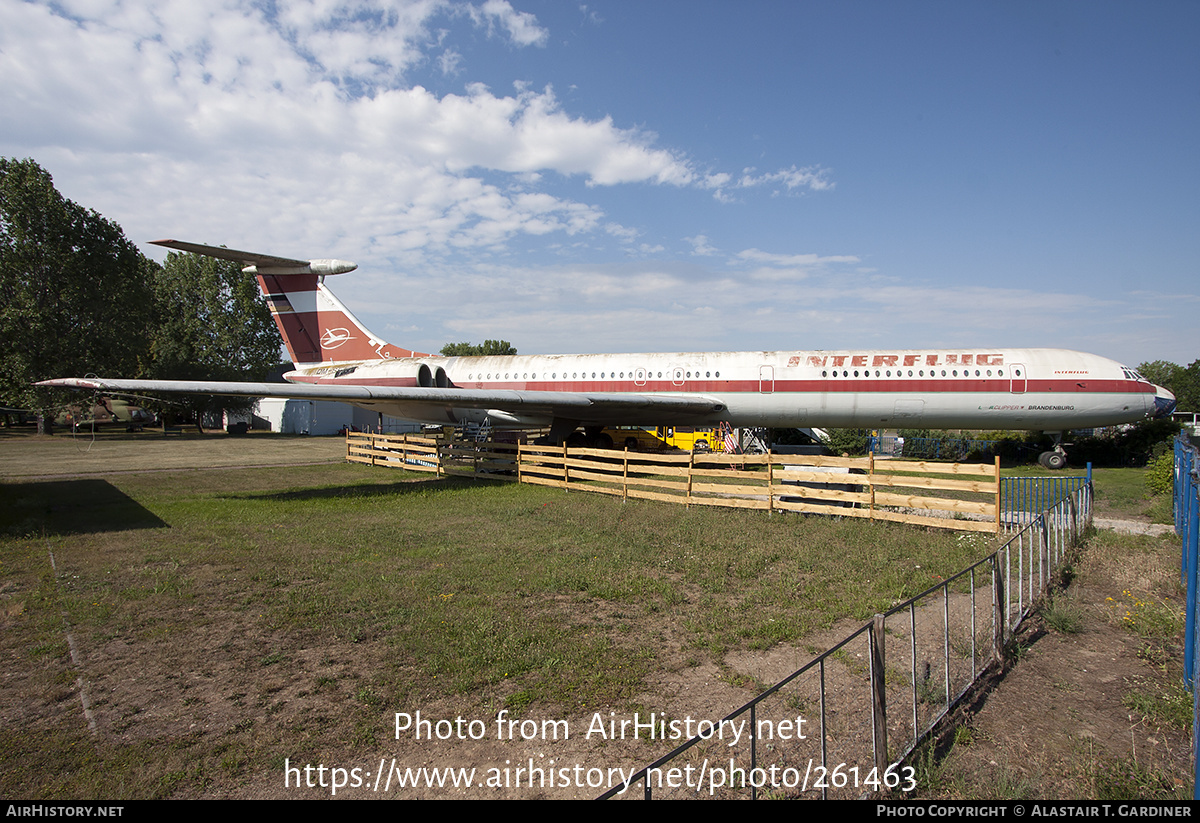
[565,432,587,448]
[1044,451,1067,471]
[594,433,614,449]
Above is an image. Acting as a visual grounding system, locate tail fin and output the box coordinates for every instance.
[150,239,428,365]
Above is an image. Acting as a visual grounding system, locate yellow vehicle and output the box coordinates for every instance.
[603,425,728,452]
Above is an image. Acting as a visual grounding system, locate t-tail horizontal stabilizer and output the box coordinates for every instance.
[150,239,356,276]
[150,239,427,365]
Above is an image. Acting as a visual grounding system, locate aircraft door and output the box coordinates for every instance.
[634,368,647,386]
[1010,364,1027,393]
[759,365,774,394]
[672,367,685,386]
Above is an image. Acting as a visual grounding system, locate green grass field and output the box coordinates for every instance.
[0,432,1169,798]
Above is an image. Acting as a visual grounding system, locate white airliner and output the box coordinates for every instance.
[40,240,1176,468]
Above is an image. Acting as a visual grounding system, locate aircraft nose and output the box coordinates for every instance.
[1152,384,1177,419]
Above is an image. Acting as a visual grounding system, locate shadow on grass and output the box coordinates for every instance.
[217,474,486,503]
[0,478,169,535]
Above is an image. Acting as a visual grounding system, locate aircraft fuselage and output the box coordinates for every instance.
[287,347,1160,431]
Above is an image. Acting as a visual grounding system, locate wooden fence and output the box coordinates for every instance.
[346,432,1001,534]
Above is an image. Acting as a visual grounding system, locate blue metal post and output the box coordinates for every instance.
[1191,466,1199,801]
[1187,471,1199,689]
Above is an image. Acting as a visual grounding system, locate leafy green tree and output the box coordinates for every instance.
[0,157,154,410]
[439,340,518,357]
[819,428,870,456]
[147,251,283,420]
[1138,359,1200,411]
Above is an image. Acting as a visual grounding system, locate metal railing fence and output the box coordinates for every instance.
[1000,465,1091,531]
[1174,435,1200,800]
[599,484,1091,799]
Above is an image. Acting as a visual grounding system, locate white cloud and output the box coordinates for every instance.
[604,223,639,241]
[1,0,839,276]
[705,165,833,202]
[737,166,834,192]
[685,235,719,256]
[736,249,860,267]
[472,0,549,47]
[0,1,704,257]
[0,0,874,358]
[438,49,464,75]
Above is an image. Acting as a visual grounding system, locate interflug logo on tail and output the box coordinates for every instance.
[320,328,355,350]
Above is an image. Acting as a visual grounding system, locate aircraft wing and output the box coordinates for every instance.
[36,377,727,421]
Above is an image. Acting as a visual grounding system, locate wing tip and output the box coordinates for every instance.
[36,378,99,389]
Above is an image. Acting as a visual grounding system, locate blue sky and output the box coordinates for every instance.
[2,0,1196,365]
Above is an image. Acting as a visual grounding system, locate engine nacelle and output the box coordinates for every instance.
[329,362,451,388]
[405,362,453,388]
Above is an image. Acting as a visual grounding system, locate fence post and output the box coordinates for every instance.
[993,456,1001,533]
[1066,494,1079,553]
[992,553,1006,659]
[868,451,876,521]
[1186,464,1199,688]
[767,449,774,515]
[622,448,629,502]
[1038,514,1050,610]
[869,613,889,776]
[686,450,694,508]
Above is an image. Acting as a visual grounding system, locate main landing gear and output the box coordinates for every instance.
[1037,433,1068,470]
[564,426,613,449]
[1038,448,1068,471]
[535,421,613,449]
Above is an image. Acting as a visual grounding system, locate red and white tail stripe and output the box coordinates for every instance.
[150,239,428,366]
[255,273,428,365]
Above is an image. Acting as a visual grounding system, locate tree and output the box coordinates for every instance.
[819,428,870,456]
[0,158,154,410]
[439,340,518,357]
[147,251,284,420]
[1137,359,1199,412]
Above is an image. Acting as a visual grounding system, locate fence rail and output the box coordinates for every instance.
[347,432,1002,534]
[597,483,1092,799]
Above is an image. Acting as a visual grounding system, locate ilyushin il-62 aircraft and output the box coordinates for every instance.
[40,240,1176,469]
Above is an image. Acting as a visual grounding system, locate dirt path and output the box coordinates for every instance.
[1092,518,1174,537]
[915,519,1192,799]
